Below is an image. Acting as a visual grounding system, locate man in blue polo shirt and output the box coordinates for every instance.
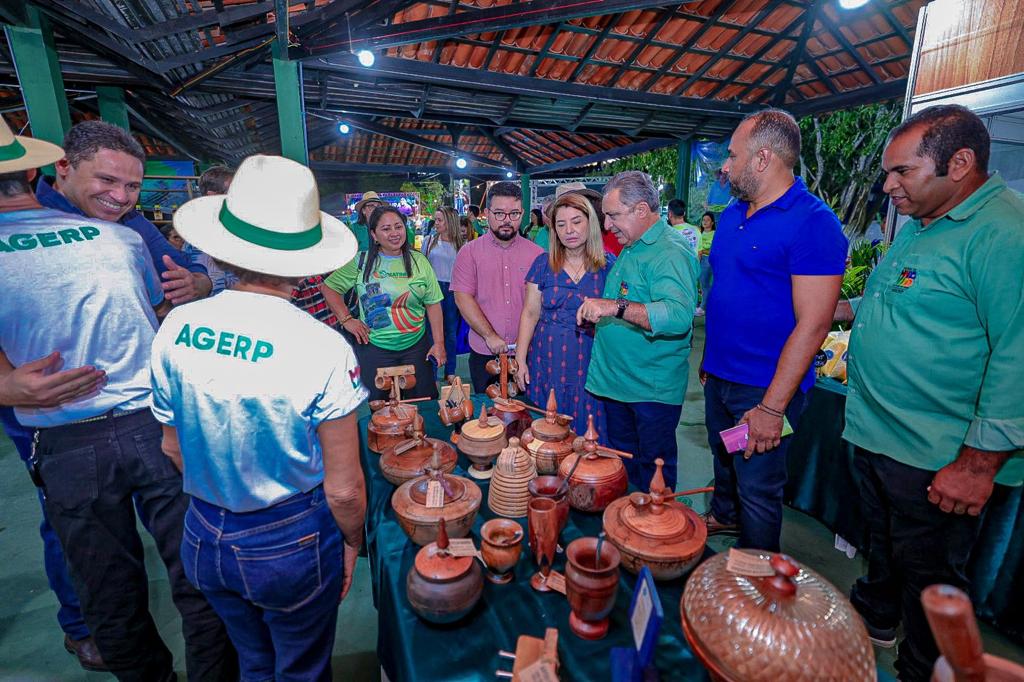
[702,109,847,551]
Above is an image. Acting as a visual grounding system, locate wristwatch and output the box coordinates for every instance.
[615,298,629,319]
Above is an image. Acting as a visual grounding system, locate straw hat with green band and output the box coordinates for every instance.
[0,117,64,173]
[173,154,357,278]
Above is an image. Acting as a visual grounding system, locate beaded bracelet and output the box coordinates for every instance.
[756,402,785,418]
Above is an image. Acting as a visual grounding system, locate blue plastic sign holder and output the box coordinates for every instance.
[611,567,663,681]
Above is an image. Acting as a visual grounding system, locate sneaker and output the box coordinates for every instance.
[694,307,705,317]
[699,511,740,536]
[851,602,898,648]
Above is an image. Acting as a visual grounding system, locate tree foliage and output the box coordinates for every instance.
[400,180,447,214]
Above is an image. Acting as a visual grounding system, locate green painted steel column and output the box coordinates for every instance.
[97,86,130,131]
[519,173,531,232]
[272,43,308,165]
[4,7,71,147]
[675,140,691,203]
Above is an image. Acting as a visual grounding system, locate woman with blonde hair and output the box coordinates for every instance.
[515,192,615,436]
[422,205,465,377]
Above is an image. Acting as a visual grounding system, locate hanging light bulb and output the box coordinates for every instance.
[838,0,870,9]
[357,49,375,67]
[338,122,351,134]
[455,158,468,170]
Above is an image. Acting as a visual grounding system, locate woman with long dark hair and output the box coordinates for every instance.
[422,206,465,378]
[696,211,716,316]
[325,205,445,400]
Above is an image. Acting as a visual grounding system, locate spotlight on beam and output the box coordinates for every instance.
[505,170,514,178]
[338,122,351,134]
[838,0,870,8]
[357,50,375,67]
[455,157,468,170]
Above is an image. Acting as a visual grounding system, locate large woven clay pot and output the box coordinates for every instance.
[379,415,457,486]
[458,403,508,480]
[392,450,482,546]
[520,389,577,475]
[406,519,483,624]
[557,415,627,513]
[488,437,537,518]
[681,552,876,682]
[603,458,706,581]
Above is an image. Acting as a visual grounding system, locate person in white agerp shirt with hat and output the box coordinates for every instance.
[150,154,368,681]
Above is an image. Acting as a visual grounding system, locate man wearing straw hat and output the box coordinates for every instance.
[0,120,235,680]
[150,154,367,679]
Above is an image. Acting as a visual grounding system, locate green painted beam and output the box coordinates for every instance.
[4,8,71,148]
[96,86,130,131]
[520,173,531,232]
[675,140,691,203]
[272,44,308,164]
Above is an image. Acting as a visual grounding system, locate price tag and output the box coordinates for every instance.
[517,658,558,682]
[426,480,445,508]
[726,548,774,577]
[626,567,663,669]
[545,571,566,595]
[630,578,652,651]
[447,538,478,557]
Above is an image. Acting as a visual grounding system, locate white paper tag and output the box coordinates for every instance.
[726,548,774,577]
[630,578,653,651]
[518,659,558,682]
[426,480,444,508]
[545,571,567,595]
[446,538,477,557]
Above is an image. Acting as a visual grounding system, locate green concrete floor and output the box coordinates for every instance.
[0,321,1020,680]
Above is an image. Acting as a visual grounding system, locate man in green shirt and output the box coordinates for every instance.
[844,105,1024,681]
[578,171,699,491]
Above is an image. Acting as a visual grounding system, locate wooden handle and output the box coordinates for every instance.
[595,445,634,460]
[672,486,715,498]
[922,585,986,682]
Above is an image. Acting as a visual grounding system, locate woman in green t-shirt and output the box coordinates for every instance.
[697,211,716,316]
[325,206,445,401]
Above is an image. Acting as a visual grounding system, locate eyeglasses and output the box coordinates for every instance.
[363,202,383,210]
[490,210,523,222]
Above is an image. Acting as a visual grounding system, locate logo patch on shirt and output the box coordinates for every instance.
[348,367,361,390]
[0,225,101,253]
[892,267,917,292]
[173,323,274,363]
[618,281,630,298]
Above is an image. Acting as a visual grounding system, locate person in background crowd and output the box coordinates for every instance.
[349,191,383,252]
[460,215,474,242]
[844,105,1024,681]
[37,120,211,305]
[468,204,488,237]
[667,198,700,252]
[0,118,235,681]
[151,154,366,681]
[162,225,185,250]
[422,205,466,379]
[325,205,445,401]
[452,182,543,394]
[702,109,846,553]
[180,164,237,294]
[579,171,698,491]
[515,192,614,436]
[526,208,544,239]
[532,197,554,250]
[695,211,716,316]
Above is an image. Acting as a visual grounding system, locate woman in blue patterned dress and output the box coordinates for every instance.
[514,192,614,438]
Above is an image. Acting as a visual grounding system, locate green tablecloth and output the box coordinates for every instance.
[358,400,710,682]
[785,380,1024,644]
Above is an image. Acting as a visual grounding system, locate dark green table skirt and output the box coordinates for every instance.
[359,400,709,682]
[784,379,1024,643]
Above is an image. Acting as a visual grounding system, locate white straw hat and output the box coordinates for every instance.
[0,118,64,173]
[173,154,356,278]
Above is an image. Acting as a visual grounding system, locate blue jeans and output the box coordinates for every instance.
[603,398,683,492]
[703,375,807,551]
[183,487,344,682]
[698,255,712,307]
[0,407,89,641]
[438,280,461,378]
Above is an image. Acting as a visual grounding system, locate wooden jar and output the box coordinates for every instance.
[520,389,577,475]
[557,415,628,513]
[488,437,537,518]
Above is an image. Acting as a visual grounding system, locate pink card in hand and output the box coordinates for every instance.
[720,423,749,453]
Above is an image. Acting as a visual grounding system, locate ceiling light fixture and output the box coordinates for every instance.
[505,170,514,178]
[455,157,468,170]
[338,122,351,134]
[837,0,870,9]
[357,49,375,67]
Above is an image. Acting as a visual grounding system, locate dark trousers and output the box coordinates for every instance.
[1,407,90,640]
[603,398,683,492]
[469,350,501,395]
[850,448,985,682]
[438,281,461,378]
[355,333,439,403]
[704,374,807,552]
[33,410,236,682]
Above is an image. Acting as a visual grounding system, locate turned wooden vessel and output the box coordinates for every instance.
[438,376,474,427]
[379,415,457,486]
[488,437,537,518]
[527,475,569,533]
[682,552,876,682]
[565,537,621,640]
[924,584,1024,682]
[520,389,577,475]
[367,365,420,454]
[557,415,628,513]
[406,518,483,624]
[480,518,524,585]
[457,403,508,480]
[485,353,531,439]
[392,449,482,546]
[603,458,706,581]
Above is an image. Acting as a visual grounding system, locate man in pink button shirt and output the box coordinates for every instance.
[452,182,543,393]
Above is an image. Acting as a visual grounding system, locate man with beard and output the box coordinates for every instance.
[701,109,847,552]
[452,182,543,393]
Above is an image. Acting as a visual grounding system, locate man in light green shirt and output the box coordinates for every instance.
[844,105,1024,680]
[578,172,699,491]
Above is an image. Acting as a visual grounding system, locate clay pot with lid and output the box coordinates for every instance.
[458,403,508,480]
[521,389,577,475]
[681,552,876,682]
[406,518,483,624]
[557,415,628,513]
[565,537,621,640]
[488,437,537,518]
[603,458,706,581]
[379,415,458,486]
[367,399,419,454]
[392,448,482,546]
